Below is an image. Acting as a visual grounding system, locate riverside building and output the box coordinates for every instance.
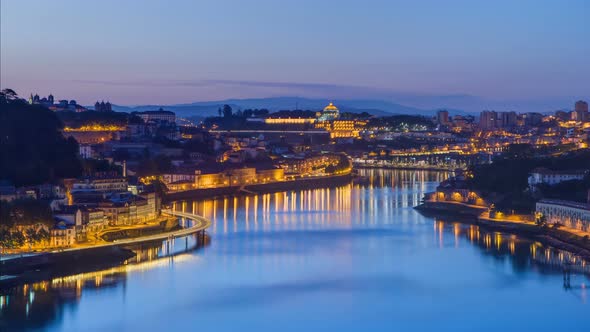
[536,199,590,232]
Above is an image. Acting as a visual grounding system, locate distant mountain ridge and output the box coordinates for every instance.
[101,95,584,119]
[105,97,458,119]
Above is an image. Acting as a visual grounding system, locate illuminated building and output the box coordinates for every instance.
[279,154,343,175]
[317,102,340,121]
[314,119,367,138]
[134,109,176,123]
[98,192,157,226]
[264,117,316,124]
[257,103,366,139]
[50,221,77,247]
[72,177,128,193]
[314,103,367,138]
[166,167,286,191]
[63,124,124,132]
[536,199,590,232]
[54,206,107,240]
[63,129,123,144]
[162,172,197,185]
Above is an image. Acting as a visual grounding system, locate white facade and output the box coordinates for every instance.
[162,172,197,184]
[137,111,176,123]
[536,200,590,232]
[79,144,93,159]
[528,168,586,189]
[50,224,76,247]
[72,177,128,193]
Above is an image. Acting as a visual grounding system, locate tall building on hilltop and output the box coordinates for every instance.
[436,110,450,125]
[134,108,176,123]
[29,93,54,107]
[28,93,86,112]
[479,110,518,129]
[317,102,340,122]
[573,100,588,122]
[95,101,113,112]
[479,111,497,130]
[499,111,517,128]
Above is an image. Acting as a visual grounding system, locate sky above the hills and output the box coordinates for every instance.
[1,0,589,110]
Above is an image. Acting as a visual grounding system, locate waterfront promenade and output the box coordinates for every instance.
[1,210,211,262]
[416,197,590,259]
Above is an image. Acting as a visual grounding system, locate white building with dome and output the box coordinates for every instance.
[317,102,340,121]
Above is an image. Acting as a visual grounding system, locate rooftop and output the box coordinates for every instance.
[538,199,590,211]
[323,102,339,112]
[531,168,588,175]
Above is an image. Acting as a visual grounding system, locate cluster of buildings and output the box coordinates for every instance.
[431,101,588,135]
[10,94,590,248]
[27,93,118,114]
[425,166,590,233]
[253,103,368,140]
[64,109,179,153]
[423,101,590,159]
[528,168,590,232]
[28,93,87,112]
[162,152,348,192]
[0,174,159,250]
[166,167,286,191]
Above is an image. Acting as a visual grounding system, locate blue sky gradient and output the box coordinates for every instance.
[1,0,588,108]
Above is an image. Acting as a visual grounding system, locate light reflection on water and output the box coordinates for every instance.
[1,169,590,332]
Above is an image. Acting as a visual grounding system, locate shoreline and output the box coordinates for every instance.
[164,172,353,202]
[0,210,211,287]
[353,164,460,172]
[415,201,590,260]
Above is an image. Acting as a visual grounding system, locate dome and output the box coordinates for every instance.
[318,102,340,121]
[323,102,339,112]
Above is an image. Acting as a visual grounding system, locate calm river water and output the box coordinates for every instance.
[1,169,589,332]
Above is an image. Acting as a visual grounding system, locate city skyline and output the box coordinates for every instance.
[1,0,589,108]
[3,1,590,328]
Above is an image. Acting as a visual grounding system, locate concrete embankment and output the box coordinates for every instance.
[355,164,458,172]
[414,201,487,216]
[416,201,590,259]
[477,216,590,259]
[164,173,353,202]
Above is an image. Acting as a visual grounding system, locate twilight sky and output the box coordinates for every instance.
[1,0,589,108]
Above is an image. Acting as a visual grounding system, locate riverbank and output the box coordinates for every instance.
[164,172,353,202]
[354,164,459,172]
[416,200,590,260]
[414,200,488,216]
[0,210,211,287]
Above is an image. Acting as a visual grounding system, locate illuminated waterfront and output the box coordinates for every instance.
[1,169,589,331]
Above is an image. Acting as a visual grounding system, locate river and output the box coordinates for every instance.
[1,169,589,331]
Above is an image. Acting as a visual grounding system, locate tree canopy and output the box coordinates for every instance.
[0,92,83,186]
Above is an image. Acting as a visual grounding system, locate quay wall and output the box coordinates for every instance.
[164,173,353,202]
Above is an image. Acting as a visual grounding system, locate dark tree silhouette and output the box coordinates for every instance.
[0,90,83,186]
[222,104,233,118]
